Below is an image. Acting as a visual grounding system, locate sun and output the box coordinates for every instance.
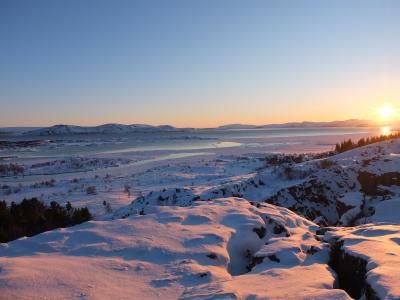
[378,106,396,120]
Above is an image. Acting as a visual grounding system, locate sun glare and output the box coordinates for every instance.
[381,126,392,136]
[378,106,396,120]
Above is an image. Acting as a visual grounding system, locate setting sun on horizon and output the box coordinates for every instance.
[378,105,397,120]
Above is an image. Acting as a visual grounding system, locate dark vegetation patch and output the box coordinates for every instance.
[86,186,97,195]
[0,163,24,176]
[0,198,92,243]
[0,140,45,149]
[259,154,306,165]
[32,179,56,188]
[319,159,337,169]
[335,132,400,153]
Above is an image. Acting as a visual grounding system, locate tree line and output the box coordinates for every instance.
[335,131,400,153]
[0,198,92,243]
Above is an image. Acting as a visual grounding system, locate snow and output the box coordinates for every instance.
[0,198,350,299]
[1,131,400,299]
[369,197,400,224]
[325,224,400,299]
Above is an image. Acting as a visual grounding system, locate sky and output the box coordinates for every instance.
[1,0,399,128]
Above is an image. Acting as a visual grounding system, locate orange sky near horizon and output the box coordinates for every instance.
[1,1,399,128]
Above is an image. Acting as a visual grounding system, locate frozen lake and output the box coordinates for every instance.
[0,127,382,159]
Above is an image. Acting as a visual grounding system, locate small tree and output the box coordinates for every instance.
[124,184,131,196]
[103,201,112,214]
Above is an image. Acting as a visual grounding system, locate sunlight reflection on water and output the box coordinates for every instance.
[381,126,391,136]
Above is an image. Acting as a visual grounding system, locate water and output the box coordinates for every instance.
[0,127,384,182]
[0,127,380,159]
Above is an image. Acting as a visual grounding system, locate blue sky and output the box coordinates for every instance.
[1,0,399,127]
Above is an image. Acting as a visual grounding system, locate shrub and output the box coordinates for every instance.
[103,201,112,213]
[0,163,24,176]
[123,184,131,196]
[319,159,336,169]
[260,154,305,165]
[86,186,97,195]
[283,165,294,180]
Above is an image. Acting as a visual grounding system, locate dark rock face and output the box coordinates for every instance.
[358,171,400,196]
[265,169,356,226]
[329,240,379,300]
[267,254,280,263]
[246,256,264,272]
[265,163,400,226]
[253,226,266,239]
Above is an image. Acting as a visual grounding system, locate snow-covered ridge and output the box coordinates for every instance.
[24,123,193,136]
[217,119,375,130]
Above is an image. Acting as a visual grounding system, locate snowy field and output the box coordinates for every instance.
[0,127,379,215]
[1,127,400,299]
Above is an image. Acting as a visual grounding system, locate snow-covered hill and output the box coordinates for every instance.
[19,119,376,136]
[24,124,191,136]
[217,119,374,130]
[112,139,400,228]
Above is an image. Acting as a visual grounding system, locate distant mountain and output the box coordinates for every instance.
[24,124,192,136]
[216,124,258,130]
[217,119,374,130]
[10,119,378,136]
[0,127,42,134]
[265,119,374,128]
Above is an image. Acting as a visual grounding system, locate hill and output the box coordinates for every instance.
[24,124,191,136]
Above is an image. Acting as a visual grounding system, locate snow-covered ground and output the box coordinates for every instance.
[1,131,400,299]
[0,198,350,300]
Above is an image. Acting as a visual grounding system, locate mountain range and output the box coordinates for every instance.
[0,119,384,136]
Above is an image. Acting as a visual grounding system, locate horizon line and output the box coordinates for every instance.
[0,118,386,129]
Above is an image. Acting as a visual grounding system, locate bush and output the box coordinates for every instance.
[124,184,131,196]
[103,200,112,213]
[0,163,24,176]
[319,159,336,169]
[283,165,294,180]
[86,186,97,195]
[0,198,92,243]
[260,154,305,165]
